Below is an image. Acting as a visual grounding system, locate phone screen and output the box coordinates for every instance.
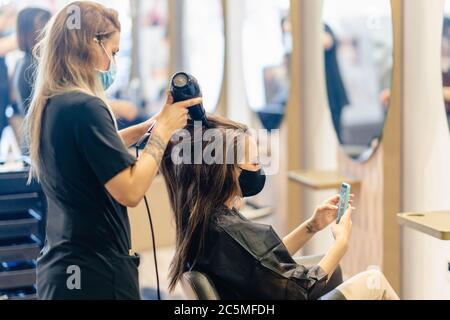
[337,183,351,224]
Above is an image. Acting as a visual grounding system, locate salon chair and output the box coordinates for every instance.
[181,255,346,300]
[181,271,220,300]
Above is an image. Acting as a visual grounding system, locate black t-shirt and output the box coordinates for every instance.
[36,91,140,299]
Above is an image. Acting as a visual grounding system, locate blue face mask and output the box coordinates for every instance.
[96,43,117,91]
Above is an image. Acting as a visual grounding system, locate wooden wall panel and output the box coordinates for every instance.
[336,0,402,291]
[338,149,384,276]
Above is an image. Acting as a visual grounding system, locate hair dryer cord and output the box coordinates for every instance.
[135,143,161,301]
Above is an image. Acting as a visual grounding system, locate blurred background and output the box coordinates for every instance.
[0,0,449,300]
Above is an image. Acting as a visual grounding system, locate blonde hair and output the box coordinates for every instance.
[25,1,121,183]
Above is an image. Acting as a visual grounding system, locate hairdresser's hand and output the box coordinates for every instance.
[154,92,202,141]
[331,206,353,246]
[308,194,354,232]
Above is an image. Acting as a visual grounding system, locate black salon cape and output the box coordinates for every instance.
[191,208,328,300]
[36,92,139,300]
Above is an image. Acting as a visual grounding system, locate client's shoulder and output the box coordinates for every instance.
[211,208,283,256]
[212,207,275,237]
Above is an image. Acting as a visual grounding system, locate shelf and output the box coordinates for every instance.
[0,261,37,290]
[397,211,450,240]
[0,235,42,262]
[288,170,360,190]
[0,286,37,300]
[0,193,41,215]
[0,171,41,195]
[0,210,40,240]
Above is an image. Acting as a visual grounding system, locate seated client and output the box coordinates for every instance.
[160,115,399,300]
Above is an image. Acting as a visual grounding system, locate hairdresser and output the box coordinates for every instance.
[27,1,201,300]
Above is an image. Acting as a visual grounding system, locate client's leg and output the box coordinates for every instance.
[334,269,399,300]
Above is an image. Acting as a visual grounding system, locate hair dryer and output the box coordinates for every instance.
[136,72,208,149]
[170,72,209,127]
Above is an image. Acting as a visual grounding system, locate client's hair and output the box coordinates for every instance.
[160,115,248,291]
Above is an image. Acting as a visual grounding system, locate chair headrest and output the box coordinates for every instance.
[181,271,221,300]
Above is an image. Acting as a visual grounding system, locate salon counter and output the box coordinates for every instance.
[397,211,450,240]
[288,169,360,190]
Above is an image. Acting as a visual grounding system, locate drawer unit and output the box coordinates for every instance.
[0,235,42,263]
[0,286,37,300]
[0,171,41,195]
[0,210,41,240]
[0,261,36,290]
[0,165,46,299]
[0,193,43,215]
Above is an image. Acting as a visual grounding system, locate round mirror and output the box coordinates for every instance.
[138,0,170,114]
[181,0,225,113]
[323,0,393,161]
[442,1,450,132]
[242,0,291,131]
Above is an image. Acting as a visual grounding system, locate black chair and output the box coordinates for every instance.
[181,271,220,300]
[180,269,346,300]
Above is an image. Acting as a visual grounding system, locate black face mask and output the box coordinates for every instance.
[238,167,266,198]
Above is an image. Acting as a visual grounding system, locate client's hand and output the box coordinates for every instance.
[331,207,353,247]
[309,194,354,232]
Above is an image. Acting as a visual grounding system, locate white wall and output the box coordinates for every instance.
[402,0,450,300]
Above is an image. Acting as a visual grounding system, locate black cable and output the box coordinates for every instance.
[135,143,161,301]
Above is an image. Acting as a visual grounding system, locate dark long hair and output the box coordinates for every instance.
[17,8,51,54]
[160,115,248,291]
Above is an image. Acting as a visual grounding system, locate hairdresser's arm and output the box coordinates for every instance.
[0,35,17,56]
[111,99,139,121]
[105,95,202,207]
[119,117,155,147]
[317,207,353,278]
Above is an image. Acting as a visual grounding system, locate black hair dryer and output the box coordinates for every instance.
[170,72,209,127]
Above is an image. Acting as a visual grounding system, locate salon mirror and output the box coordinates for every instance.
[181,0,225,113]
[242,0,291,131]
[322,0,393,161]
[442,1,450,132]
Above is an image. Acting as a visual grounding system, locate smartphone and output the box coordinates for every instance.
[336,183,351,224]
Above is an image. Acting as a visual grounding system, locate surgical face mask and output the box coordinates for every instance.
[238,167,266,198]
[96,42,117,91]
